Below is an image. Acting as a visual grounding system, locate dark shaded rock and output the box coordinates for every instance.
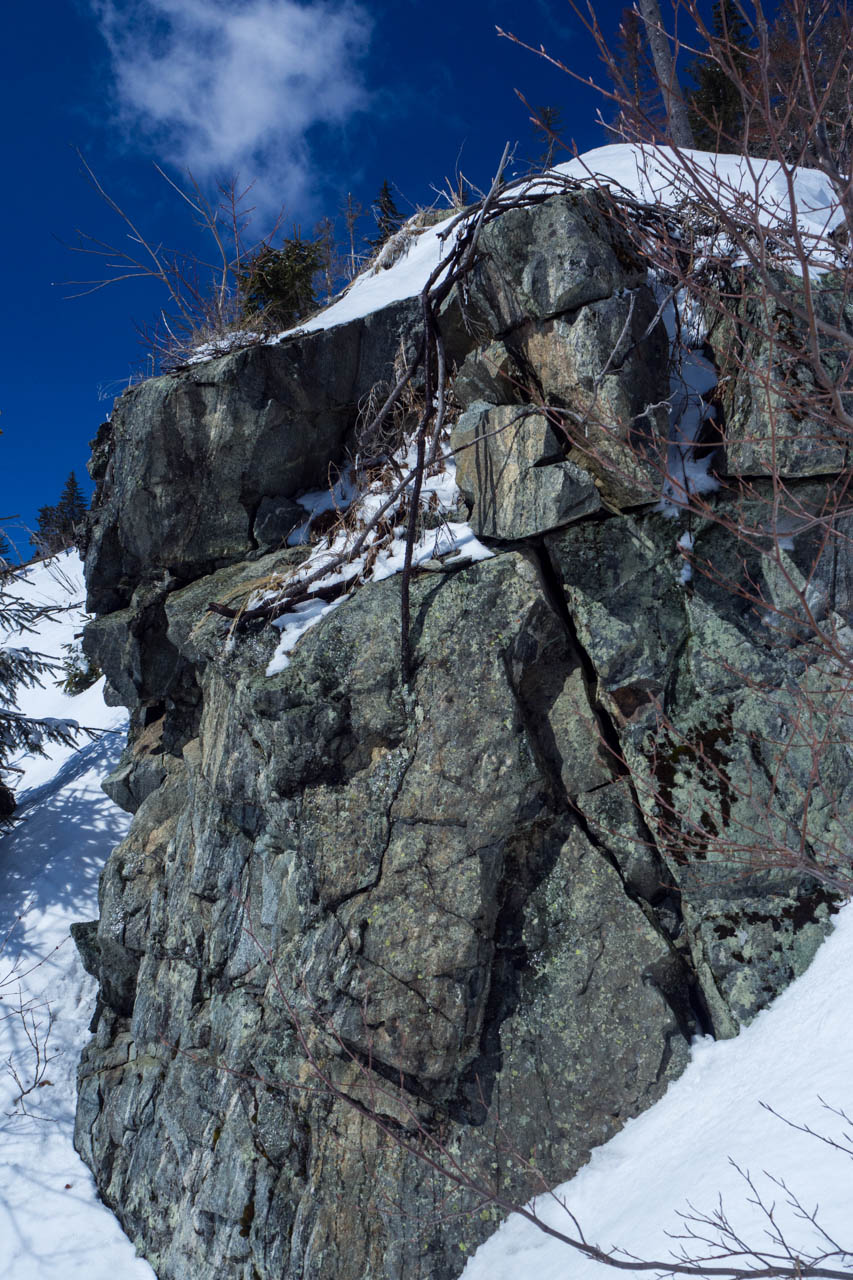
[546,511,843,1037]
[0,780,15,821]
[453,340,524,408]
[101,754,166,816]
[253,496,305,549]
[95,755,189,1018]
[85,301,421,615]
[70,921,101,980]
[83,582,190,710]
[577,777,674,907]
[714,273,853,478]
[101,715,170,815]
[452,824,691,1212]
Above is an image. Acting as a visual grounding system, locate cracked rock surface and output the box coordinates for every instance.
[74,189,845,1280]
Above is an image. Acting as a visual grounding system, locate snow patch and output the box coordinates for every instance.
[460,904,853,1279]
[557,144,847,255]
[676,529,694,583]
[264,441,492,674]
[273,210,459,341]
[279,145,846,349]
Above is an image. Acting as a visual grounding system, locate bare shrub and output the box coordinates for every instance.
[0,917,63,1123]
[66,156,289,370]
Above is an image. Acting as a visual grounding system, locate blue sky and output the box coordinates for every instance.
[1,0,620,559]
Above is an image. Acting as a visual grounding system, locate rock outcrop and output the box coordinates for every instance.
[74,189,845,1280]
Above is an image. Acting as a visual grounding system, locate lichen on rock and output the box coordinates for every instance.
[72,185,849,1280]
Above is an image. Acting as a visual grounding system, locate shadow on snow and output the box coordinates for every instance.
[0,731,130,949]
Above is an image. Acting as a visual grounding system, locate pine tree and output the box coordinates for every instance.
[0,567,83,822]
[56,471,88,539]
[687,0,752,153]
[238,232,324,330]
[369,180,403,250]
[532,106,563,168]
[606,7,666,142]
[33,504,60,555]
[32,471,89,555]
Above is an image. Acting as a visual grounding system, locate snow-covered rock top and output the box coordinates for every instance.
[557,143,846,241]
[272,144,845,347]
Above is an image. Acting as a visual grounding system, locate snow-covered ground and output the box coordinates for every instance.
[559,144,846,244]
[461,903,853,1278]
[0,554,154,1280]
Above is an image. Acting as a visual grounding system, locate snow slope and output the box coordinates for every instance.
[460,904,853,1279]
[285,211,458,337]
[0,554,154,1280]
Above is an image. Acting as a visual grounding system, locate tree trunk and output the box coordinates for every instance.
[637,0,696,147]
[0,779,16,822]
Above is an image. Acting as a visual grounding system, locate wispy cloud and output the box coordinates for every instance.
[532,0,576,44]
[91,0,372,213]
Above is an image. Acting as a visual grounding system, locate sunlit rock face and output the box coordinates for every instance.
[75,189,844,1280]
[714,278,853,480]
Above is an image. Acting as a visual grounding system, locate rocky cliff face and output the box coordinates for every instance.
[73,190,846,1279]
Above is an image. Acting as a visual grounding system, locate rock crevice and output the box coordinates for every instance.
[73,188,846,1280]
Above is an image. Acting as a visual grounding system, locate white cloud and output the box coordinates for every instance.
[91,0,372,213]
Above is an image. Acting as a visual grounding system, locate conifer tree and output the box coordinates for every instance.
[238,232,324,330]
[532,105,563,168]
[32,471,89,555]
[57,471,88,534]
[688,0,752,152]
[369,180,403,249]
[33,504,59,554]
[1,557,83,821]
[607,6,667,141]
